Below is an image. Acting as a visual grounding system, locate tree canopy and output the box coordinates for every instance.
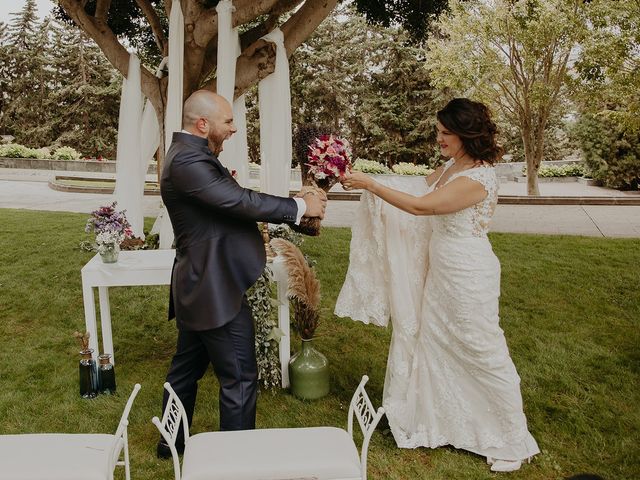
[0,0,121,156]
[52,0,451,160]
[425,0,586,195]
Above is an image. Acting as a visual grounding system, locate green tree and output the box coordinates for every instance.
[0,0,55,146]
[351,30,443,166]
[281,6,442,166]
[572,0,639,189]
[46,20,121,157]
[425,0,586,195]
[0,22,10,127]
[574,0,640,133]
[54,0,451,166]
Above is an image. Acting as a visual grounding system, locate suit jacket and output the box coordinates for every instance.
[161,132,298,331]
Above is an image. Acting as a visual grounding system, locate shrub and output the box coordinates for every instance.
[352,158,391,174]
[574,113,640,189]
[0,143,42,159]
[391,162,434,176]
[52,146,81,161]
[523,163,586,178]
[33,147,52,159]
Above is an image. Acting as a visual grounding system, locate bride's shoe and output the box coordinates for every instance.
[489,457,531,473]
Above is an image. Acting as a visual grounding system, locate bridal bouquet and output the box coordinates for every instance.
[305,134,352,190]
[292,134,352,236]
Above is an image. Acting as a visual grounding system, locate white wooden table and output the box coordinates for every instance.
[81,250,292,387]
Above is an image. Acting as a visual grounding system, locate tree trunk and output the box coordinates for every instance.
[522,128,541,196]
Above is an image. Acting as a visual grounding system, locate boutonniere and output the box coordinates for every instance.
[231,169,238,181]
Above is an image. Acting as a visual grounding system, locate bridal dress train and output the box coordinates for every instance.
[336,162,539,462]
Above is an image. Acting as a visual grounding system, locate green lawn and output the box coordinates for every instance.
[0,208,638,480]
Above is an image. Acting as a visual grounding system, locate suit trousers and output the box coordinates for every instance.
[163,300,258,440]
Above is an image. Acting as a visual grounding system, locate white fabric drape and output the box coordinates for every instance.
[258,28,292,196]
[229,93,250,186]
[216,0,250,187]
[114,54,144,237]
[334,176,431,329]
[159,0,184,249]
[164,0,184,153]
[215,0,235,103]
[139,100,160,182]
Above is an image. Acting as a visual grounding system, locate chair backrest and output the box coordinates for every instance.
[151,382,190,480]
[108,383,141,480]
[347,375,385,480]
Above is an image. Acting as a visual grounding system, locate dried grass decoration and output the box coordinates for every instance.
[270,238,321,340]
[73,330,91,352]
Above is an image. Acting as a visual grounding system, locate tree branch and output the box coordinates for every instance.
[193,0,297,84]
[94,0,111,21]
[281,0,339,57]
[232,39,278,96]
[58,0,160,105]
[199,13,282,87]
[135,0,168,56]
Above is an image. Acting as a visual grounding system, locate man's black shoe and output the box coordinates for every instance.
[156,439,185,459]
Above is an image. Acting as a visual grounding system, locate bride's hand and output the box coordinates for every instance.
[340,171,373,191]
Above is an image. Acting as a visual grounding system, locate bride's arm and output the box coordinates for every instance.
[342,171,487,216]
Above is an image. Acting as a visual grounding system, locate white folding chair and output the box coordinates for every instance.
[153,375,384,480]
[0,383,141,480]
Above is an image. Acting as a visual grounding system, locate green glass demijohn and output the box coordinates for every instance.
[289,338,329,400]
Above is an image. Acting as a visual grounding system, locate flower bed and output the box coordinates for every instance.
[352,159,434,176]
[522,163,587,178]
[0,143,81,160]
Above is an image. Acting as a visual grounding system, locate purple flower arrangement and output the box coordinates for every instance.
[85,202,133,253]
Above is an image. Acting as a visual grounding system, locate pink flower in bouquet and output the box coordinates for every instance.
[305,135,352,186]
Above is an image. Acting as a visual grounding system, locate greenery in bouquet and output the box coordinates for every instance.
[268,224,303,247]
[85,202,133,253]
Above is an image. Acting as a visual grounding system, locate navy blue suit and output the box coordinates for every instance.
[160,132,298,432]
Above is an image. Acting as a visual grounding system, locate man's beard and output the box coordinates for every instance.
[208,136,223,156]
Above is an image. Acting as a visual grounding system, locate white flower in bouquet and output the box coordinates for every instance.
[95,230,125,253]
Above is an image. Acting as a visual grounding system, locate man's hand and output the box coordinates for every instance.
[298,187,327,219]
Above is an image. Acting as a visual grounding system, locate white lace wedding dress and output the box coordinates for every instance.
[335,161,540,462]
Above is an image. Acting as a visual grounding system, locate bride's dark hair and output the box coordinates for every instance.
[437,98,503,164]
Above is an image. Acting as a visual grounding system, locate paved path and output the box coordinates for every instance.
[1,168,639,238]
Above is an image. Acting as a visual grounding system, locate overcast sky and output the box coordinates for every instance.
[0,0,55,25]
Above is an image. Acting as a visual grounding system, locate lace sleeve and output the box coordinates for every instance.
[460,167,499,198]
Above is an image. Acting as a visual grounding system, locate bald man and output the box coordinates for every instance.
[157,91,325,457]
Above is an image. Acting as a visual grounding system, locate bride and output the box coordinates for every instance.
[339,98,539,472]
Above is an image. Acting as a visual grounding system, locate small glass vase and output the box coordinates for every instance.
[98,353,116,395]
[79,349,98,399]
[99,243,119,263]
[288,338,330,400]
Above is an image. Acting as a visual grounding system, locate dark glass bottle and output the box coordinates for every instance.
[79,349,98,399]
[98,353,116,395]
